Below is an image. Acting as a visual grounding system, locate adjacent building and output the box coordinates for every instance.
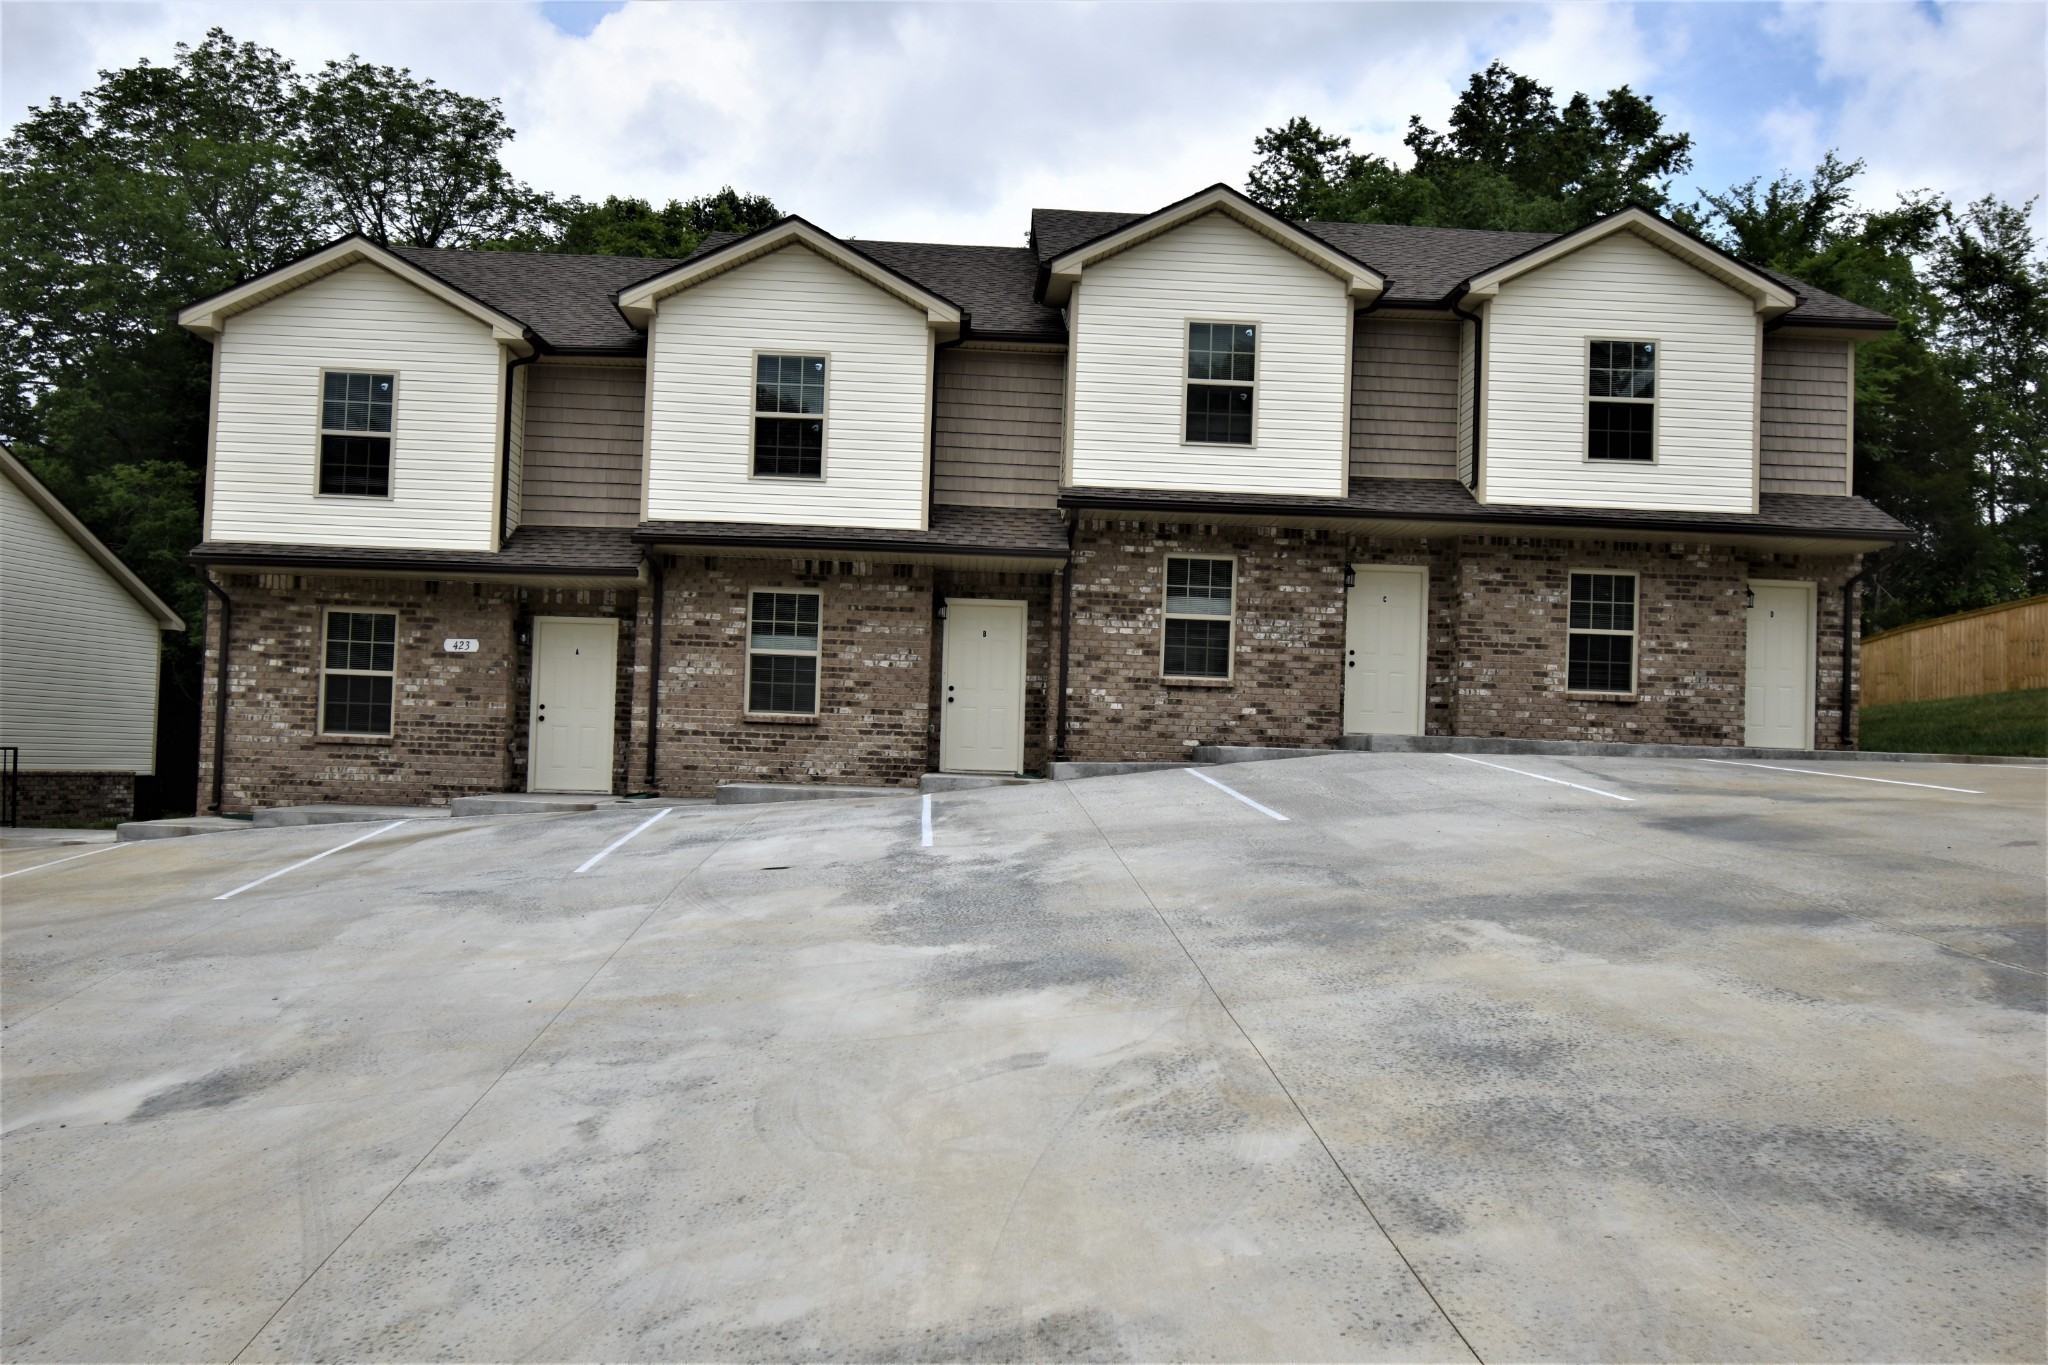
[177,187,1907,811]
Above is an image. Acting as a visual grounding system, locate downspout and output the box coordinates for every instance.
[1839,558,1879,747]
[1449,290,1483,492]
[498,349,541,543]
[645,551,666,788]
[1053,514,1077,765]
[202,570,232,814]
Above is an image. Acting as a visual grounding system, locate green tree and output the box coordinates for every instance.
[522,187,783,258]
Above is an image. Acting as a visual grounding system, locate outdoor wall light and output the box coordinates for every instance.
[936,603,947,620]
[1343,567,1357,588]
[1744,585,1756,609]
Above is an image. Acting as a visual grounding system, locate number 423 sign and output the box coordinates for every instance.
[442,638,480,654]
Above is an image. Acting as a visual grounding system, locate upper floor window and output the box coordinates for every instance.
[747,590,822,714]
[1185,322,1256,445]
[1162,556,1235,678]
[319,372,395,496]
[1567,572,1636,693]
[1588,341,1654,462]
[321,609,397,735]
[754,355,827,478]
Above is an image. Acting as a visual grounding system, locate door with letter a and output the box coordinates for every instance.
[1344,566,1426,736]
[940,599,1026,774]
[529,616,618,792]
[1745,580,1815,748]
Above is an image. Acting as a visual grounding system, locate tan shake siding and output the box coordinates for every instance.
[503,362,527,535]
[1457,320,1476,485]
[522,363,647,528]
[1352,319,1460,479]
[932,349,1064,509]
[1760,337,1852,495]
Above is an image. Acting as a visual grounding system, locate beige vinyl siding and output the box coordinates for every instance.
[933,348,1064,508]
[645,242,931,529]
[1457,320,1476,485]
[521,363,646,528]
[0,472,162,772]
[1760,336,1852,495]
[209,262,503,549]
[1483,231,1758,512]
[1352,319,1459,480]
[1068,211,1350,496]
[503,362,528,536]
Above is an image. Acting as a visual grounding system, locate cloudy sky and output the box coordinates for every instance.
[5,1,2043,246]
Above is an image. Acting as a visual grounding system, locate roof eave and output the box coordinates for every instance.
[1,446,185,630]
[1460,206,1801,318]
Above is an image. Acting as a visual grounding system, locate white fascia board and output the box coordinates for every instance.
[177,238,535,353]
[1042,186,1386,305]
[615,221,964,338]
[0,446,185,630]
[1462,208,1799,316]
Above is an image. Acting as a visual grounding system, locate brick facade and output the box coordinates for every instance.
[14,770,134,827]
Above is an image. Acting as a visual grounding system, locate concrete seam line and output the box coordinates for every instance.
[1060,784,1485,1364]
[1699,758,1984,794]
[0,844,121,879]
[227,809,767,1364]
[573,806,672,874]
[1445,753,1635,802]
[920,793,933,847]
[1187,766,1290,821]
[213,820,409,901]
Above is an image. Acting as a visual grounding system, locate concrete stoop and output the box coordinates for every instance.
[447,795,601,817]
[714,782,917,806]
[116,815,257,841]
[251,803,454,829]
[918,773,1036,793]
[1194,745,1343,765]
[1339,733,2048,766]
[1049,761,1208,781]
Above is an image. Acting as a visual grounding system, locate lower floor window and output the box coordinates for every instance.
[1567,572,1636,692]
[747,591,821,713]
[321,610,397,734]
[1163,556,1235,678]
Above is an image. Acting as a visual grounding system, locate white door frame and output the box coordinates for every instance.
[527,615,619,793]
[1344,563,1429,736]
[939,597,1028,774]
[1745,578,1816,749]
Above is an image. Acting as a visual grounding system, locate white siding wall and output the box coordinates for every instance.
[210,263,504,550]
[1482,231,1758,512]
[0,474,162,772]
[1068,212,1350,496]
[645,244,932,529]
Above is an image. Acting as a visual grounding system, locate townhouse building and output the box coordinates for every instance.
[179,185,1907,811]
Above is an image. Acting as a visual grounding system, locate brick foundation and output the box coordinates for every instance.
[14,770,134,826]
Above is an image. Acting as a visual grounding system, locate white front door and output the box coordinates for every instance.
[530,617,618,792]
[940,599,1026,774]
[1344,566,1426,736]
[1746,581,1816,748]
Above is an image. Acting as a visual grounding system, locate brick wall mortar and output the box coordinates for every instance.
[15,771,133,826]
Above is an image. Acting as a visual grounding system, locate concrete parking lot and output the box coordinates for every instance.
[2,752,2043,1362]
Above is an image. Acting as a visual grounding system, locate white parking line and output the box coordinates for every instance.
[1446,753,1636,802]
[574,806,673,874]
[0,844,121,879]
[214,820,408,900]
[920,794,934,847]
[1188,767,1290,821]
[1700,758,1984,794]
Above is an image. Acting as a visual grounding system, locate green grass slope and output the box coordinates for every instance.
[1860,688,2048,758]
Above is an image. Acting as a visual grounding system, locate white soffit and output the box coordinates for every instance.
[615,221,964,338]
[1042,185,1386,305]
[1461,207,1799,316]
[177,237,535,352]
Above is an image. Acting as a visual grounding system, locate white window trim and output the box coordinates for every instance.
[1565,569,1639,696]
[318,607,399,737]
[1160,553,1238,681]
[313,368,399,499]
[749,350,831,482]
[1181,320,1259,449]
[744,588,824,716]
[1584,337,1658,465]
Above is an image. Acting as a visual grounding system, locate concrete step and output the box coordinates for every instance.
[251,804,449,829]
[1338,733,2048,766]
[1049,761,1206,781]
[714,782,916,806]
[448,795,600,817]
[918,773,1036,793]
[117,816,254,841]
[1193,745,1342,765]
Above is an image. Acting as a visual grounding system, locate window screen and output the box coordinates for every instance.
[1185,323,1256,445]
[321,610,397,734]
[1587,341,1654,462]
[1567,573,1636,692]
[747,591,821,713]
[753,355,827,477]
[318,372,395,496]
[1163,557,1235,678]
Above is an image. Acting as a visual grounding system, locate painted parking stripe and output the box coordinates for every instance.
[214,820,408,901]
[0,844,121,879]
[1446,753,1635,802]
[920,794,934,847]
[1188,767,1290,821]
[574,806,673,874]
[1700,758,1984,794]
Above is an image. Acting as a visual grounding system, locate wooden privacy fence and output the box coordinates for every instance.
[1861,595,2048,706]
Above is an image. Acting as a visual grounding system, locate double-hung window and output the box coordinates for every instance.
[321,610,397,735]
[753,355,826,478]
[1587,341,1655,461]
[1162,557,1235,679]
[747,591,821,714]
[1185,322,1256,445]
[1567,573,1636,693]
[319,372,396,495]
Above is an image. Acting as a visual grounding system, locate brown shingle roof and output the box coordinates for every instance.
[191,525,643,576]
[635,504,1068,558]
[387,246,677,354]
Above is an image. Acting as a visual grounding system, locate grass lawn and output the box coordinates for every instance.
[1861,688,2048,758]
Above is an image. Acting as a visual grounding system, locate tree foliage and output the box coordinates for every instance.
[517,187,784,258]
